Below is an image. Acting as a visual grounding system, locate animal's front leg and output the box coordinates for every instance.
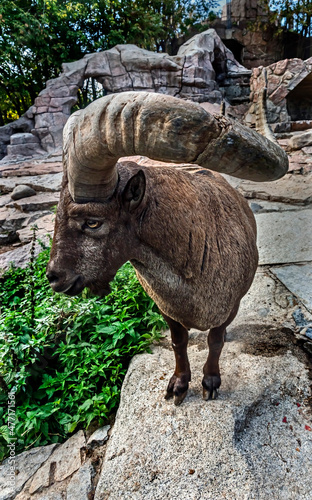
[162,313,191,406]
[202,325,225,400]
[202,301,240,400]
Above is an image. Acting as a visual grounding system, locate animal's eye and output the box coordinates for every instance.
[85,220,101,229]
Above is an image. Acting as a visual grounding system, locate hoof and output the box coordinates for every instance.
[174,391,188,406]
[165,374,190,405]
[202,374,221,401]
[203,388,218,401]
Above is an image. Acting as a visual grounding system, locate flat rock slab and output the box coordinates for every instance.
[0,443,57,500]
[0,241,49,273]
[0,194,13,207]
[24,431,85,496]
[255,208,312,265]
[94,343,311,500]
[0,161,63,178]
[237,173,312,205]
[271,264,312,313]
[17,213,55,243]
[6,192,59,212]
[248,200,303,214]
[0,173,63,194]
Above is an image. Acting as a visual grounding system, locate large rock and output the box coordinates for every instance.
[0,241,48,272]
[249,57,312,127]
[24,431,86,496]
[66,461,94,500]
[1,29,249,159]
[94,310,311,499]
[0,116,34,160]
[271,264,312,313]
[17,213,55,243]
[10,133,39,145]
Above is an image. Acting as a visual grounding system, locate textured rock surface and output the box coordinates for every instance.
[26,431,85,495]
[6,192,59,212]
[237,173,312,205]
[271,264,312,312]
[16,213,55,243]
[0,29,249,159]
[87,426,110,447]
[0,173,62,194]
[66,461,94,500]
[255,208,312,265]
[248,58,312,130]
[0,428,110,500]
[0,444,57,500]
[0,241,48,272]
[289,129,312,150]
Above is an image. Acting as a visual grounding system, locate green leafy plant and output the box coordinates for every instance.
[0,243,167,462]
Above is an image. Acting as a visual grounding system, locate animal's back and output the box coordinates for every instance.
[132,166,258,331]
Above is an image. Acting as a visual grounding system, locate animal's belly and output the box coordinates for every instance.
[132,262,253,331]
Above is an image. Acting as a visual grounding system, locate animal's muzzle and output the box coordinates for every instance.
[46,266,84,296]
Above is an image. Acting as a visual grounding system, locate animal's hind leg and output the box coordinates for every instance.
[202,301,240,401]
[161,313,191,406]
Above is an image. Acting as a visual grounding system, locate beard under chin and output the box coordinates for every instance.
[88,280,112,298]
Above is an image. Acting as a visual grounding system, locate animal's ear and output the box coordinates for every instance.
[122,170,146,213]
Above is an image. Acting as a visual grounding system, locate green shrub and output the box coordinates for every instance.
[0,243,166,462]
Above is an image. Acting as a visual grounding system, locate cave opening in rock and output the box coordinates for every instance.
[222,39,244,65]
[287,72,312,121]
[74,77,108,111]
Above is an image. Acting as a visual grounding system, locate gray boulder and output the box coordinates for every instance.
[11,185,36,200]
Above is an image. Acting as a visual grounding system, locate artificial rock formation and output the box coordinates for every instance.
[217,0,283,69]
[247,58,312,132]
[0,29,248,160]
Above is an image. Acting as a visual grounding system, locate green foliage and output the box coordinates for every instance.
[0,245,167,462]
[269,0,312,36]
[0,0,219,124]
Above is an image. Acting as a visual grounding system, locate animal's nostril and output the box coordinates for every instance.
[46,271,59,284]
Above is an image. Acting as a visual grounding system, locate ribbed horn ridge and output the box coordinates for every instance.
[63,91,288,203]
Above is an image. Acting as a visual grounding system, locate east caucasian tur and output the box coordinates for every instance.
[46,92,288,405]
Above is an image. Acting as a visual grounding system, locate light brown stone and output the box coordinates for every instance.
[274,59,289,75]
[289,130,312,150]
[0,161,63,178]
[237,173,312,204]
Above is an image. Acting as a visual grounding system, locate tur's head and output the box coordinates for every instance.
[46,91,288,296]
[46,166,146,296]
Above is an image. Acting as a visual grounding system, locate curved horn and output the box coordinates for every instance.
[64,91,288,203]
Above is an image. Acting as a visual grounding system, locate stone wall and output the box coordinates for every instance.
[246,58,312,132]
[217,0,283,69]
[221,0,269,23]
[0,29,248,160]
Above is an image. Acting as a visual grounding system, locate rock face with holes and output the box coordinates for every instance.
[247,58,312,133]
[0,29,248,159]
